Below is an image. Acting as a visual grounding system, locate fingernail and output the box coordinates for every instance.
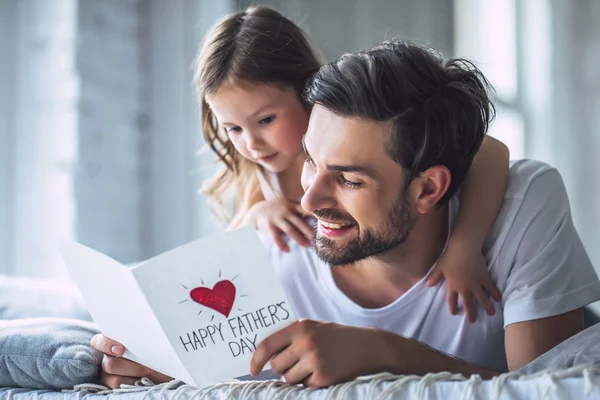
[111,345,124,356]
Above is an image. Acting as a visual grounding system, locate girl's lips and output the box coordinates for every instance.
[256,153,278,163]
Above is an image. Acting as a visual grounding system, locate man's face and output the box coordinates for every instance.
[300,105,417,266]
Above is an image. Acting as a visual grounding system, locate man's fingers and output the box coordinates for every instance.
[251,324,296,376]
[268,224,289,253]
[102,355,151,378]
[100,370,137,389]
[283,359,314,386]
[91,334,125,357]
[269,347,300,376]
[446,291,459,315]
[475,289,495,316]
[462,293,476,323]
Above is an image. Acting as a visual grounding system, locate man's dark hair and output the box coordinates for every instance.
[305,39,495,205]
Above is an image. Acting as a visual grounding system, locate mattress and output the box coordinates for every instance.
[2,364,598,399]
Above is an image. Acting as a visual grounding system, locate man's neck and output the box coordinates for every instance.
[331,205,449,309]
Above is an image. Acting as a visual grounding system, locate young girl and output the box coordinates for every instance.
[196,5,509,322]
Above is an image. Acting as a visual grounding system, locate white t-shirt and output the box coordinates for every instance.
[260,159,600,372]
[257,169,282,202]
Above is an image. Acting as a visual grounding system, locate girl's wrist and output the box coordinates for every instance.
[447,228,484,251]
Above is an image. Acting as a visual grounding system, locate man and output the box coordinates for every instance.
[93,39,600,388]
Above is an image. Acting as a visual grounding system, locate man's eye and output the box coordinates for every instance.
[259,115,276,125]
[304,156,316,166]
[340,176,361,188]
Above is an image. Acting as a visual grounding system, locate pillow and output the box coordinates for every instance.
[0,318,102,389]
[0,276,91,321]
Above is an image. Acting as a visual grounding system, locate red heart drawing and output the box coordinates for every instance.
[190,280,236,317]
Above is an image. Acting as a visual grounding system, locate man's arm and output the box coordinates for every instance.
[504,309,583,371]
[251,320,502,388]
[251,310,585,388]
[498,164,598,370]
[380,330,499,379]
[389,309,585,378]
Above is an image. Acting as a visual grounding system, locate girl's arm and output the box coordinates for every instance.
[227,190,265,231]
[228,191,312,252]
[427,135,510,322]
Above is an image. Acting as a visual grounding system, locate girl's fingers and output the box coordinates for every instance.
[268,224,289,253]
[278,219,310,248]
[484,280,502,302]
[462,293,477,323]
[286,214,313,243]
[475,288,495,316]
[293,203,312,218]
[426,264,444,286]
[446,290,459,315]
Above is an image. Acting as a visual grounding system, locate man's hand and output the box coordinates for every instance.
[91,334,173,389]
[250,320,391,388]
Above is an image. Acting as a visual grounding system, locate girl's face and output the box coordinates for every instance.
[206,80,309,173]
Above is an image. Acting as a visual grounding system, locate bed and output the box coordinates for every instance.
[2,364,600,399]
[2,275,600,399]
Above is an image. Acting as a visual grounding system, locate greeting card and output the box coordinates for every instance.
[59,228,295,387]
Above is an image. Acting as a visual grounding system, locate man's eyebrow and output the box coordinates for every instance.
[327,164,378,179]
[301,136,377,179]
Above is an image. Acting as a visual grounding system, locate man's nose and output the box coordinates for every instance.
[301,173,336,213]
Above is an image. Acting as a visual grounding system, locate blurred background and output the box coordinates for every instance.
[0,0,598,307]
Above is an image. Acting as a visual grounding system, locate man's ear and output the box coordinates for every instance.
[410,166,451,215]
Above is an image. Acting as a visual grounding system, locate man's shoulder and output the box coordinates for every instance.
[473,159,570,271]
[504,159,561,201]
[489,159,566,230]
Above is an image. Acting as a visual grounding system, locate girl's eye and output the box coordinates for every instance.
[340,175,362,189]
[259,115,276,125]
[226,126,242,134]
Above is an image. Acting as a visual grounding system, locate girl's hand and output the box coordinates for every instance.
[246,199,313,252]
[426,241,502,323]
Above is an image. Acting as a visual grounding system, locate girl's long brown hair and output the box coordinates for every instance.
[194,6,322,225]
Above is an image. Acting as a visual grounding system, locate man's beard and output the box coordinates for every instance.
[313,190,416,266]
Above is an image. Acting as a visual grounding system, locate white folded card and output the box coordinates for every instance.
[58,227,295,387]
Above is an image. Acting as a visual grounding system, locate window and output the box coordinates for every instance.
[1,0,78,277]
[454,0,525,158]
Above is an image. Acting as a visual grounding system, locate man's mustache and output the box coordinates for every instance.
[312,209,357,225]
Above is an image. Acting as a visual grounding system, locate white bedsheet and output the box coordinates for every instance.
[2,365,599,400]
